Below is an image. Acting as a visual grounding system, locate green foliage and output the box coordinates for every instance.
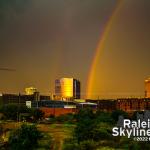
[128,142,141,150]
[55,113,75,123]
[37,133,52,149]
[63,138,97,150]
[131,111,143,120]
[8,124,42,150]
[63,109,150,150]
[75,108,96,142]
[95,111,114,125]
[31,108,44,122]
[0,104,29,120]
[79,140,98,150]
[0,124,3,136]
[74,110,110,144]
[64,108,129,149]
[0,104,18,120]
[111,110,128,122]
[46,113,76,124]
[97,147,115,150]
[63,140,80,150]
[0,104,45,122]
[74,108,114,143]
[92,126,112,141]
[76,108,95,122]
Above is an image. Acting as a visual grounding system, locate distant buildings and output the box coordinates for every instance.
[2,76,150,117]
[0,93,50,106]
[55,78,80,101]
[87,98,150,113]
[145,78,150,98]
[25,87,38,95]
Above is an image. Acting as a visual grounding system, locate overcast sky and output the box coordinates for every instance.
[0,0,150,98]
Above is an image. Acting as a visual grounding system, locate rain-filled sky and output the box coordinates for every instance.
[0,0,150,98]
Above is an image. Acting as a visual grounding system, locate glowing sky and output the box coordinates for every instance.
[0,0,150,98]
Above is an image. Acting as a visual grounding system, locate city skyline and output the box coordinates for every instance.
[0,0,150,98]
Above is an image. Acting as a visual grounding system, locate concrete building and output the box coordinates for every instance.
[55,78,80,101]
[145,78,150,98]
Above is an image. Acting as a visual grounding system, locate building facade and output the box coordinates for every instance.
[145,78,150,98]
[0,93,50,106]
[116,98,145,112]
[55,78,80,101]
[25,87,38,95]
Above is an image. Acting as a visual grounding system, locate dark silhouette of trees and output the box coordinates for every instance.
[111,110,128,122]
[31,108,44,121]
[0,104,29,120]
[8,124,42,150]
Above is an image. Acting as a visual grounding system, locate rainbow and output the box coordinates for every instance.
[86,1,124,99]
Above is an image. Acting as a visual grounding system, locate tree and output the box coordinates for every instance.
[79,140,98,150]
[0,104,29,120]
[111,110,128,122]
[75,108,96,142]
[0,104,18,120]
[63,138,80,150]
[55,113,75,123]
[31,109,44,121]
[95,111,114,124]
[8,124,42,150]
[131,111,143,120]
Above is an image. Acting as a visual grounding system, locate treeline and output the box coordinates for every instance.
[63,108,150,150]
[0,123,52,150]
[0,104,44,122]
[1,104,150,149]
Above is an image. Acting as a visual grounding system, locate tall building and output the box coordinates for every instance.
[145,78,150,98]
[55,78,80,101]
[25,87,37,95]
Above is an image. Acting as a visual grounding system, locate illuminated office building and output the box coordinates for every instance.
[25,87,38,95]
[145,78,150,98]
[55,78,80,101]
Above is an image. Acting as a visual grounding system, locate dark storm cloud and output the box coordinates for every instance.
[0,0,118,61]
[0,68,16,71]
[0,0,149,98]
[0,0,119,94]
[0,0,118,43]
[0,0,30,26]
